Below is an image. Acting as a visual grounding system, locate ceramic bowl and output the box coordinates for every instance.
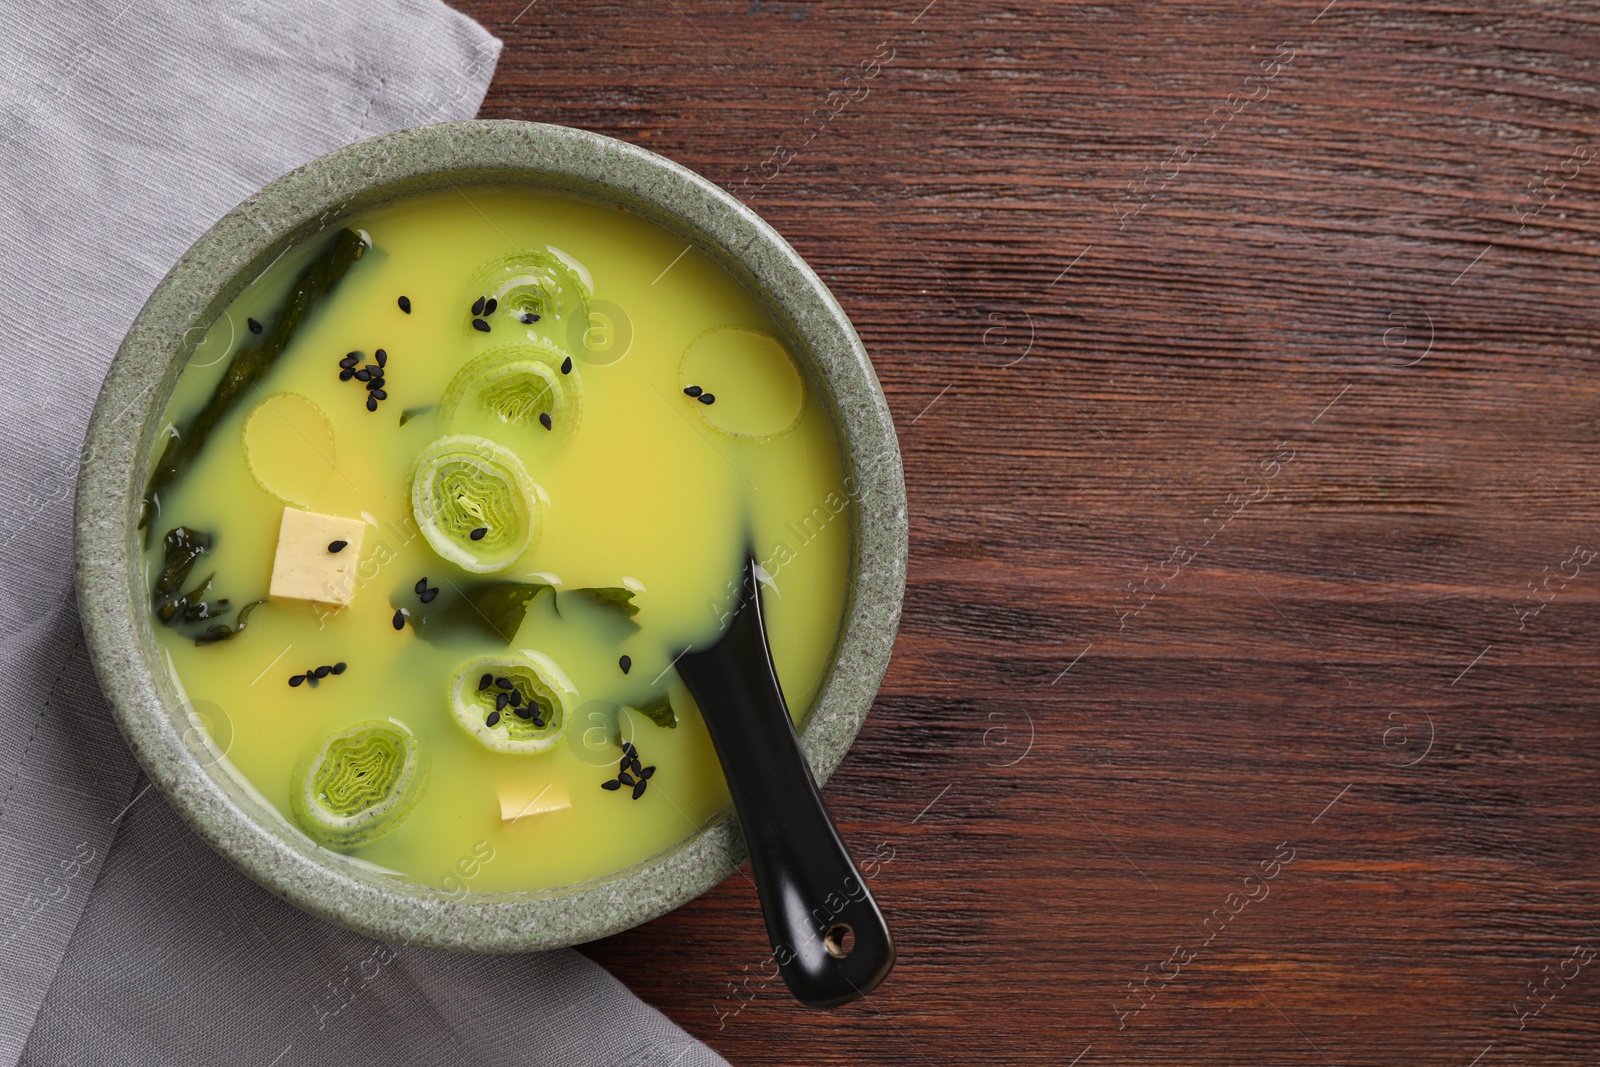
[73,120,906,952]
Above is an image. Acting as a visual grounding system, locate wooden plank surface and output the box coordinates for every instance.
[458,1,1600,1062]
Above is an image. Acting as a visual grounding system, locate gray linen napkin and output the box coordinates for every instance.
[0,3,727,1065]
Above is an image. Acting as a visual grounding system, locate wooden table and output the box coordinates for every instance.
[462,1,1600,1061]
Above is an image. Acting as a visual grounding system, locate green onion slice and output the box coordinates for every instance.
[449,652,574,754]
[291,719,422,846]
[466,249,590,351]
[440,343,582,442]
[411,434,540,574]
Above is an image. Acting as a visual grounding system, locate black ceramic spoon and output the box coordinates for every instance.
[675,556,895,1009]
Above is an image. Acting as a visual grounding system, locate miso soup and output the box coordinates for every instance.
[143,188,852,893]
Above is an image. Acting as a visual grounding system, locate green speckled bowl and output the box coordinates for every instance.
[73,121,906,952]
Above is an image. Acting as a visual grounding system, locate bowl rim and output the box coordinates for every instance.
[73,119,907,952]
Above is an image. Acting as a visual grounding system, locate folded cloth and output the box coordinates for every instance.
[0,3,727,1065]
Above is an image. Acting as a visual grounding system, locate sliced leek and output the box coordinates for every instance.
[410,434,540,574]
[291,720,422,846]
[440,343,582,443]
[465,249,590,353]
[449,652,574,754]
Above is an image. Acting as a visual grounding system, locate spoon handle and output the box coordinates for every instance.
[676,561,895,1009]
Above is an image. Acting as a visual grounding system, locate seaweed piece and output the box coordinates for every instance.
[567,586,639,618]
[152,526,226,625]
[193,599,266,645]
[179,594,230,622]
[399,580,551,644]
[399,404,434,426]
[631,692,678,730]
[151,526,262,642]
[142,228,369,533]
[157,572,214,624]
[454,582,549,642]
[152,527,211,603]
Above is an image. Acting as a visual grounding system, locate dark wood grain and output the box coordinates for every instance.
[456,1,1600,1062]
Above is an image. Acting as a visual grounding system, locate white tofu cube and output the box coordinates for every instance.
[500,781,571,823]
[268,507,366,606]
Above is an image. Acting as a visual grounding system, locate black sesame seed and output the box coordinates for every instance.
[561,356,572,374]
[331,662,347,675]
[289,674,305,687]
[414,577,428,594]
[601,779,622,791]
[354,369,371,382]
[392,608,407,630]
[472,318,490,333]
[328,540,347,553]
[514,705,533,719]
[495,677,513,690]
[471,295,486,316]
[539,412,553,431]
[618,772,636,787]
[418,586,436,603]
[683,385,703,398]
[640,765,655,780]
[339,368,355,381]
[620,757,631,772]
[486,711,501,727]
[375,349,387,367]
[366,395,378,412]
[398,296,411,313]
[496,692,509,711]
[367,377,385,390]
[698,393,716,405]
[470,527,488,541]
[478,673,493,690]
[248,317,263,334]
[313,665,331,679]
[629,757,642,774]
[632,780,648,799]
[483,297,498,315]
[622,741,637,757]
[506,689,521,706]
[520,312,540,324]
[339,355,358,369]
[370,389,387,401]
[619,655,631,674]
[531,714,545,728]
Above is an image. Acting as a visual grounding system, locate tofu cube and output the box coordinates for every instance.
[500,781,571,823]
[268,507,366,606]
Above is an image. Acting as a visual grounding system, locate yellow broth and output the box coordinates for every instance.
[146,188,852,893]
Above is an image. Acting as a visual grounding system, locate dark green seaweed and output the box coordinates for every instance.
[399,580,552,644]
[152,527,210,602]
[157,572,215,624]
[566,586,639,618]
[141,227,369,531]
[631,692,678,729]
[151,527,263,643]
[398,404,434,426]
[193,599,266,645]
